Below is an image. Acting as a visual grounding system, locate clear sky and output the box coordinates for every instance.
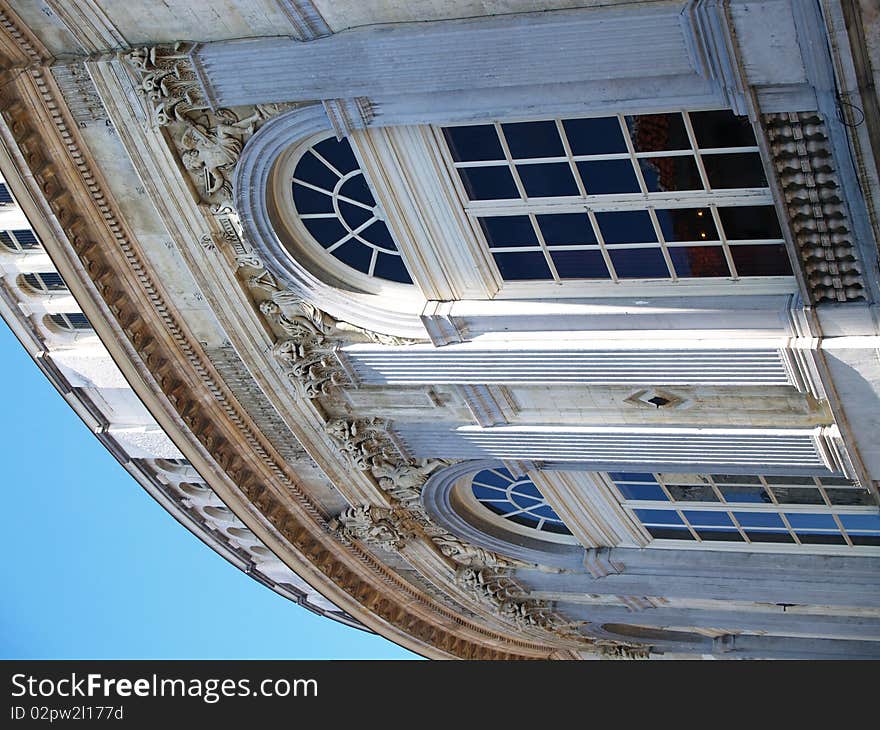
[0,320,415,659]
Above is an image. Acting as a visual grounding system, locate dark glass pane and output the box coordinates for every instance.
[683,510,733,527]
[797,533,847,545]
[563,117,627,155]
[627,113,691,152]
[609,248,668,279]
[820,476,856,486]
[551,249,609,279]
[611,472,657,482]
[669,246,729,277]
[517,163,578,197]
[764,475,817,485]
[734,512,785,529]
[720,486,772,504]
[850,534,880,546]
[361,220,397,251]
[458,166,519,200]
[313,136,360,174]
[502,121,563,159]
[635,509,683,525]
[771,487,824,505]
[596,211,657,244]
[331,239,372,272]
[537,213,595,246]
[647,526,695,540]
[506,512,542,530]
[473,468,513,489]
[338,200,373,230]
[640,156,703,192]
[442,125,504,162]
[697,529,743,542]
[839,513,880,533]
[0,183,12,204]
[825,489,875,506]
[785,513,837,530]
[339,174,375,206]
[293,182,333,214]
[294,149,341,190]
[712,474,762,484]
[13,229,38,247]
[746,531,795,543]
[666,484,718,502]
[577,160,640,194]
[615,482,668,501]
[492,251,552,280]
[542,522,574,536]
[478,216,539,248]
[690,110,756,148]
[372,252,412,283]
[731,244,792,276]
[703,153,768,188]
[656,208,717,242]
[718,206,782,240]
[303,217,347,248]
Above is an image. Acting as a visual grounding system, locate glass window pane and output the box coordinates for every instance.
[718,206,782,240]
[577,160,640,194]
[550,250,610,279]
[537,213,596,246]
[785,513,838,530]
[627,113,691,152]
[293,182,334,214]
[639,156,703,192]
[596,211,657,244]
[295,149,343,190]
[712,474,762,485]
[609,248,668,279]
[303,218,347,247]
[563,117,627,155]
[443,125,504,162]
[734,512,785,529]
[492,251,552,280]
[478,216,539,248]
[611,473,657,482]
[797,533,847,545]
[747,531,795,543]
[731,244,792,276]
[647,526,695,540]
[656,208,718,243]
[362,220,398,251]
[697,529,743,542]
[683,510,733,527]
[772,487,824,505]
[839,513,880,533]
[669,246,730,278]
[635,509,684,525]
[517,163,579,197]
[825,489,876,506]
[332,239,372,271]
[702,153,768,188]
[458,166,520,200]
[502,121,564,159]
[690,110,757,148]
[372,253,412,284]
[313,135,360,173]
[850,535,880,546]
[719,485,772,504]
[666,484,718,502]
[616,482,668,501]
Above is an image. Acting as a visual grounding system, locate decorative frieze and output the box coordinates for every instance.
[764,112,865,303]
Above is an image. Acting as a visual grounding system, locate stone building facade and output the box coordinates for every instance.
[1,0,879,658]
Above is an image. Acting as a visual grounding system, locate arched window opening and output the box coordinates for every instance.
[0,229,40,253]
[291,135,413,284]
[608,472,880,547]
[21,272,66,294]
[441,110,790,284]
[46,312,92,332]
[471,466,572,536]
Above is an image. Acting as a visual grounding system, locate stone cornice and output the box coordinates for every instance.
[0,7,570,659]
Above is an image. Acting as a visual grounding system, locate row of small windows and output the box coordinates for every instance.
[610,473,880,547]
[441,110,792,283]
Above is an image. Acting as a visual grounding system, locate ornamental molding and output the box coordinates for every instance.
[764,111,866,303]
[0,14,562,660]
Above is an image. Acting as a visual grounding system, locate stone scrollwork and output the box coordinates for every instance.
[121,43,289,211]
[332,504,414,552]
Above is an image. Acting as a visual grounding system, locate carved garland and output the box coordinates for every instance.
[0,37,558,659]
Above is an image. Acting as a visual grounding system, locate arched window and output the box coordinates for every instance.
[607,472,880,547]
[46,312,91,332]
[471,466,572,535]
[0,229,40,253]
[289,135,413,284]
[440,110,790,283]
[21,272,66,294]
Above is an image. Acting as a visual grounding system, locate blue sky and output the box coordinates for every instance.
[0,320,415,659]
